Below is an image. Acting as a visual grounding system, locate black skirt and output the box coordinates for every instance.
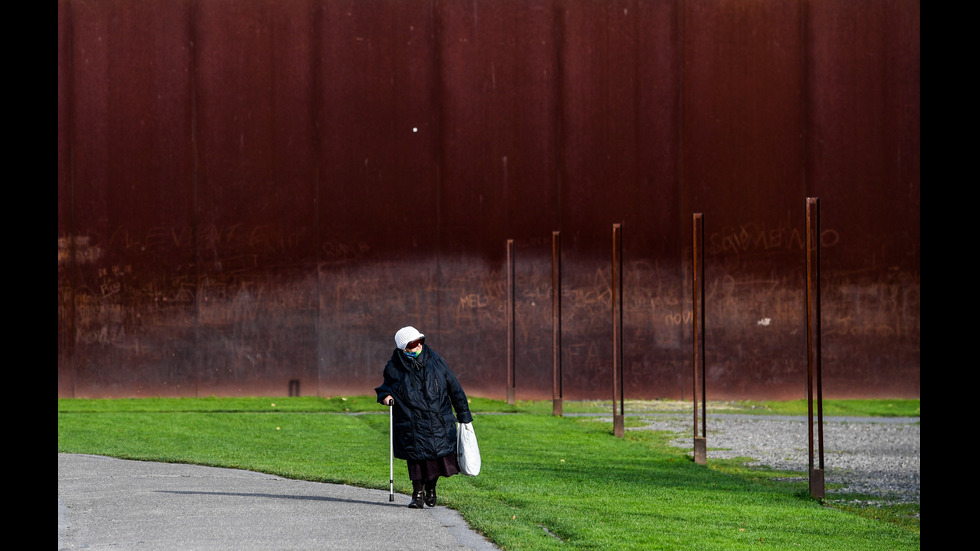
[407,453,460,481]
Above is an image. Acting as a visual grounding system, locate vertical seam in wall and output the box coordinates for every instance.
[677,0,689,403]
[190,0,201,397]
[312,0,323,396]
[67,0,77,398]
[556,0,564,403]
[433,0,444,331]
[677,0,686,370]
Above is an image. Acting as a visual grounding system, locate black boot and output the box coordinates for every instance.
[408,480,425,509]
[424,479,437,507]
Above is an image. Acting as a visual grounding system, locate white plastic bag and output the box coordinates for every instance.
[456,422,481,476]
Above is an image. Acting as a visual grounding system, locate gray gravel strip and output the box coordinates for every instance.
[627,414,920,506]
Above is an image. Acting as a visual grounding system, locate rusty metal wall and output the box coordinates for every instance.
[58,0,919,401]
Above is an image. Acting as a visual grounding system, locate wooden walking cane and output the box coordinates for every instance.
[389,402,395,502]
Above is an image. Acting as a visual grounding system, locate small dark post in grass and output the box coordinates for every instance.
[552,231,563,417]
[612,223,625,437]
[805,198,825,498]
[692,213,707,465]
[507,239,516,405]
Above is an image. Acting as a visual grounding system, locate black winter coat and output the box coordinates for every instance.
[375,345,473,461]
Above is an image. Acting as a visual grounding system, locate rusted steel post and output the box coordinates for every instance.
[552,231,563,417]
[506,239,516,405]
[805,198,825,498]
[612,223,625,437]
[692,213,707,464]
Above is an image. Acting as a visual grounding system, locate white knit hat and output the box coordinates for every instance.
[394,326,425,350]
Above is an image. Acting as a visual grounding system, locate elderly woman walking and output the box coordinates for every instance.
[375,326,474,508]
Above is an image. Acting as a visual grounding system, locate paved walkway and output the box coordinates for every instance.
[58,453,500,550]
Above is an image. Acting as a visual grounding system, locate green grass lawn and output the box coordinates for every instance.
[58,397,919,550]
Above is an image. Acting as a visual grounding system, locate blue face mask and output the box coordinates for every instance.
[403,349,420,359]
